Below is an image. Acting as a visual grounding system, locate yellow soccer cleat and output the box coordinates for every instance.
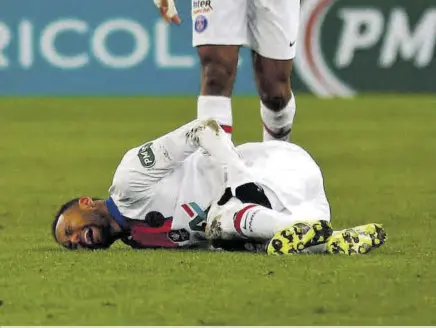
[267,220,333,255]
[354,223,387,248]
[327,224,387,255]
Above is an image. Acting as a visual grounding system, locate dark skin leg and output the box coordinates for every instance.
[197,45,240,97]
[252,51,293,112]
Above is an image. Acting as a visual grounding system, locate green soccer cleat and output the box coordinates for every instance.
[326,223,387,255]
[354,223,387,248]
[266,220,333,255]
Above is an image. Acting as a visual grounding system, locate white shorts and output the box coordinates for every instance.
[237,141,331,221]
[191,0,300,60]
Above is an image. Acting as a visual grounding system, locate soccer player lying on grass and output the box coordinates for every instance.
[52,119,387,255]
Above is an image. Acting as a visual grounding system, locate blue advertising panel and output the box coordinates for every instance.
[0,0,257,95]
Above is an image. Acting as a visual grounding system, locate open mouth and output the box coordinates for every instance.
[84,228,94,245]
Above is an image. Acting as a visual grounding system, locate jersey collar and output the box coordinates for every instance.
[105,197,129,230]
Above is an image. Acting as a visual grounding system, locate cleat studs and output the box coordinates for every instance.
[343,231,352,243]
[272,239,283,251]
[297,243,305,250]
[281,230,294,243]
[331,242,341,254]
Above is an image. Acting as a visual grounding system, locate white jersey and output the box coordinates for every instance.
[108,120,329,248]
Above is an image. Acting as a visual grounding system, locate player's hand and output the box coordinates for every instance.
[154,0,182,24]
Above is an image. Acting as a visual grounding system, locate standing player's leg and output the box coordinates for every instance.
[248,0,300,141]
[197,46,238,136]
[192,0,248,138]
[253,55,296,142]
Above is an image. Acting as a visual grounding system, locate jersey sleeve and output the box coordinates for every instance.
[191,119,257,193]
[109,119,256,218]
[134,120,202,179]
[158,118,257,192]
[135,119,250,182]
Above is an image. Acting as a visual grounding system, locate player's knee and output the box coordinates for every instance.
[198,49,237,96]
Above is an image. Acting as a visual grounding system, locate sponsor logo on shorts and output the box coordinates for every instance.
[243,211,257,233]
[194,15,208,33]
[137,142,156,168]
[193,0,213,15]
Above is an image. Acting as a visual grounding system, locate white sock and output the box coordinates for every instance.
[197,96,233,137]
[303,244,328,254]
[233,204,303,240]
[261,93,296,141]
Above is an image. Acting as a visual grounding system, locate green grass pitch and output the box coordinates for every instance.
[0,95,435,325]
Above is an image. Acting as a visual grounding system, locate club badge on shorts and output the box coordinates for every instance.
[194,15,208,33]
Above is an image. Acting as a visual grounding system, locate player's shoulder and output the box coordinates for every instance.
[115,142,155,172]
[111,144,153,191]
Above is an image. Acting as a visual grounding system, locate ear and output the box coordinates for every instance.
[78,197,95,210]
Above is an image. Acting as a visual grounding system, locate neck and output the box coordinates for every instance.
[95,200,124,234]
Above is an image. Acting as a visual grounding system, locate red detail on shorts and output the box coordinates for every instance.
[234,204,257,237]
[130,219,177,248]
[181,204,195,218]
[221,125,232,134]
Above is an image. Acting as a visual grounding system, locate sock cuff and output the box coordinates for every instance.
[260,93,296,128]
[197,96,232,128]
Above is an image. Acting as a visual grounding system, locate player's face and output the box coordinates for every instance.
[55,198,116,250]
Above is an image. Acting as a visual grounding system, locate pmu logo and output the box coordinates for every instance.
[296,0,436,97]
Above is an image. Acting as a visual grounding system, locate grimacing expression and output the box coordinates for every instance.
[54,197,116,250]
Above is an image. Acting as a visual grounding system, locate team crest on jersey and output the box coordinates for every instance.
[194,15,208,33]
[137,143,156,168]
[168,229,190,243]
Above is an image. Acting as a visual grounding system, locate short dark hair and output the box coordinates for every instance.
[52,198,80,242]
